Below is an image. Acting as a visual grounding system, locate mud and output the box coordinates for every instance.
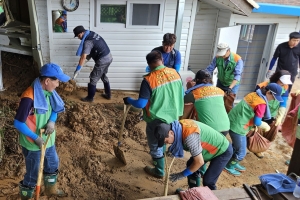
[0,52,294,200]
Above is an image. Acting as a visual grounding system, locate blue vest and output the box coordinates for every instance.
[85,31,110,61]
[152,46,178,68]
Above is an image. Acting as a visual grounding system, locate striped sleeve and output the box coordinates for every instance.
[185,133,202,157]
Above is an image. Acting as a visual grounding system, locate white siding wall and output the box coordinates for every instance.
[35,0,50,64]
[46,0,196,90]
[188,1,231,73]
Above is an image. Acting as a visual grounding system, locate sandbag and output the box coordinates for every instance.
[224,93,236,113]
[247,128,271,153]
[262,121,278,142]
[282,93,300,147]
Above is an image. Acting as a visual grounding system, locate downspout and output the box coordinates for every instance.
[174,0,185,51]
[210,9,220,60]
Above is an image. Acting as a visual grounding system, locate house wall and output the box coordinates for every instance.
[45,0,197,90]
[188,1,231,73]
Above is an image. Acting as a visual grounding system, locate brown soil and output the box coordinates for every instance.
[0,52,295,200]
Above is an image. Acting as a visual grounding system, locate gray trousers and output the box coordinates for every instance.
[90,53,113,86]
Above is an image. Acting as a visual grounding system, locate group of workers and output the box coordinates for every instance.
[13,25,300,199]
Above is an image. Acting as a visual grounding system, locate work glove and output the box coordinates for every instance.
[275,107,286,126]
[295,90,300,96]
[34,137,44,149]
[258,121,270,132]
[73,65,82,79]
[123,97,130,105]
[226,88,233,95]
[45,121,55,135]
[169,172,185,182]
[266,70,273,79]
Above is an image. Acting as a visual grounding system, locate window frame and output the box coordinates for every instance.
[126,0,165,29]
[95,1,127,29]
[94,0,165,31]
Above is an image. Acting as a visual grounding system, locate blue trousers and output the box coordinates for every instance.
[187,144,233,190]
[146,120,164,158]
[229,130,247,161]
[22,145,59,187]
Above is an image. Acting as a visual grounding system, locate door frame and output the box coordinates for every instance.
[255,24,277,84]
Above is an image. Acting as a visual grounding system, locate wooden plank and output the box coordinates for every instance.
[138,187,252,200]
[213,188,250,200]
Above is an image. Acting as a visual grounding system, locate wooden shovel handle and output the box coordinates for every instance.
[164,155,175,196]
[36,129,51,200]
[118,104,131,145]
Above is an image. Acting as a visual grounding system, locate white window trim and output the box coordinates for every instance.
[126,0,165,30]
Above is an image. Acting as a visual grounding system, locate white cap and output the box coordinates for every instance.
[279,74,293,85]
[216,43,229,56]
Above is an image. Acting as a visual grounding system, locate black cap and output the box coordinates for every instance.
[195,69,211,81]
[154,123,171,148]
[73,26,86,38]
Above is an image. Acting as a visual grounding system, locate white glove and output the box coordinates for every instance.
[258,121,270,132]
[295,90,300,96]
[275,107,286,126]
[266,70,273,79]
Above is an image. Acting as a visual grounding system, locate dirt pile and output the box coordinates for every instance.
[0,52,295,200]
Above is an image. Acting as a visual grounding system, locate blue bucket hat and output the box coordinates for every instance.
[266,83,283,102]
[40,63,70,82]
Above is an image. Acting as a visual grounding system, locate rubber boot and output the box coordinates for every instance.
[19,181,34,200]
[235,162,246,172]
[152,145,166,166]
[81,83,96,102]
[188,175,201,188]
[199,163,207,177]
[224,159,241,176]
[144,157,164,178]
[44,171,65,196]
[101,82,111,100]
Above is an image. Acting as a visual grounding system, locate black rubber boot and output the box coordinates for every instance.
[81,83,96,102]
[102,82,111,100]
[19,181,34,200]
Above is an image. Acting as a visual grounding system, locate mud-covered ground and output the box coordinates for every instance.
[0,52,294,200]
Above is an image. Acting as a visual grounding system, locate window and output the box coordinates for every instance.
[95,0,165,30]
[126,1,164,29]
[240,25,254,43]
[100,4,126,24]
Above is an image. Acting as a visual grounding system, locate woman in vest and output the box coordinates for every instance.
[154,119,232,190]
[225,83,283,176]
[254,70,292,158]
[184,69,230,135]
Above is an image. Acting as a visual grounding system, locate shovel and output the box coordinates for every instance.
[113,104,131,165]
[36,129,51,200]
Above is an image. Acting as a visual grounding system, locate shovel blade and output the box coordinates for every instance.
[113,145,127,165]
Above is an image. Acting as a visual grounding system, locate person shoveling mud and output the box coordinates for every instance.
[123,51,184,178]
[13,63,68,199]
